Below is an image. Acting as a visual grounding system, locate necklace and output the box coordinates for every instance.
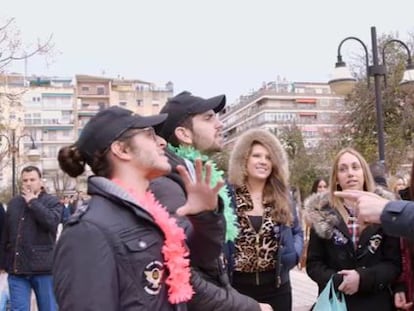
[169,144,238,242]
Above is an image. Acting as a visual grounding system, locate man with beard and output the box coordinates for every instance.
[151,91,272,311]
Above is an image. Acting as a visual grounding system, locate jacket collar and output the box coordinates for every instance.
[87,176,155,224]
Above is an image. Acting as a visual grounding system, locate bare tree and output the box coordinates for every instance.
[51,171,75,198]
[0,17,54,73]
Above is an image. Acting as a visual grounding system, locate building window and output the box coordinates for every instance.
[81,86,89,92]
[119,101,127,106]
[136,99,142,106]
[62,130,71,137]
[48,131,57,141]
[97,87,105,95]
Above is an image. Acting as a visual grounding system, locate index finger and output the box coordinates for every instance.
[334,190,366,200]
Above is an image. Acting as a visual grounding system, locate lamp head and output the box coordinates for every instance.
[400,62,414,93]
[328,60,357,96]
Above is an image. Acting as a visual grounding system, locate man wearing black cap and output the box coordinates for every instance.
[151,92,272,311]
[53,106,224,310]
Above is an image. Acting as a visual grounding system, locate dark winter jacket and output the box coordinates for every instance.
[305,192,401,311]
[150,149,260,311]
[0,191,63,275]
[53,176,179,311]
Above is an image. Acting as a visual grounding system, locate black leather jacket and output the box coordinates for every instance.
[0,191,63,274]
[53,176,181,311]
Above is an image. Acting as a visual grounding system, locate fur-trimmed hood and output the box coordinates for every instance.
[228,128,289,187]
[304,186,396,239]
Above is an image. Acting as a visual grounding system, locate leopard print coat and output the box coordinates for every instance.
[233,185,279,273]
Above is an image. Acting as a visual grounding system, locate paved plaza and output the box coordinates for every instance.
[291,267,318,311]
[0,267,319,310]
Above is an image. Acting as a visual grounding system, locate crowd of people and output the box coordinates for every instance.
[0,91,413,310]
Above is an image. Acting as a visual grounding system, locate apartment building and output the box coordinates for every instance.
[0,73,174,195]
[22,76,77,193]
[221,80,346,149]
[111,78,173,115]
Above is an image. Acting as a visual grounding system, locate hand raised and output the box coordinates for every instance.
[176,159,224,216]
[21,187,38,204]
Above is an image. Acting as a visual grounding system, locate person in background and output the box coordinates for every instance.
[299,177,329,269]
[0,203,8,311]
[60,196,73,224]
[306,148,401,310]
[369,161,388,189]
[391,175,407,195]
[0,166,63,311]
[311,177,329,194]
[227,128,303,311]
[391,161,414,310]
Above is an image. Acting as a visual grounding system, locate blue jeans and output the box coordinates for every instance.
[8,274,57,311]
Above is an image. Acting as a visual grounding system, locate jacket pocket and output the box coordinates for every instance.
[124,238,157,253]
[29,245,53,272]
[120,229,165,302]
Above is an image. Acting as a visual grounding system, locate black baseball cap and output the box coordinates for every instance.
[157,91,226,141]
[76,106,167,166]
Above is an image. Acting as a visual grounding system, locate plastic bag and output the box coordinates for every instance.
[313,277,347,311]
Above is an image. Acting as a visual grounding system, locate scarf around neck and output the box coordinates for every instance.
[169,144,238,242]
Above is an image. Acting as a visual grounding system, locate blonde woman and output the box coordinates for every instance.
[227,129,303,311]
[305,147,401,310]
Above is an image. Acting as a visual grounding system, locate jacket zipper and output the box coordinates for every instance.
[13,208,25,273]
[246,214,263,286]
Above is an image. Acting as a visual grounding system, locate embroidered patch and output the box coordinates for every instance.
[368,234,382,254]
[332,228,348,245]
[144,261,164,295]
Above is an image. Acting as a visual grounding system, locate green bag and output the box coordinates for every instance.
[313,277,347,311]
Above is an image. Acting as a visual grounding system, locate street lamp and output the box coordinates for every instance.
[328,26,414,163]
[0,129,41,196]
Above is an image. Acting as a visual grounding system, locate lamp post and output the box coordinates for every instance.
[0,129,40,196]
[328,26,414,164]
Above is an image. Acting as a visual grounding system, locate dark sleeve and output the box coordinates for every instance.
[355,233,401,293]
[188,269,260,311]
[380,201,414,239]
[306,228,340,290]
[0,206,9,269]
[53,221,118,311]
[150,177,224,267]
[28,195,63,232]
[0,204,5,244]
[291,200,304,261]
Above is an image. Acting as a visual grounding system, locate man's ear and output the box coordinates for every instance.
[174,126,193,145]
[110,141,131,160]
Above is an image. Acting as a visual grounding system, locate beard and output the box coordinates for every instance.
[130,145,171,180]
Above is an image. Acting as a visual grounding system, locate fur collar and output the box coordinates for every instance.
[304,187,396,239]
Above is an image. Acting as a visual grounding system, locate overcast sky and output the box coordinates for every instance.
[3,0,414,103]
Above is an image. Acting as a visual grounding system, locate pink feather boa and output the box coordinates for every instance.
[112,178,193,304]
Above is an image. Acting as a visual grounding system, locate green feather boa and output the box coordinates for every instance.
[169,144,238,242]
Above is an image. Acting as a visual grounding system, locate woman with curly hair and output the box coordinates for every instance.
[305,147,401,310]
[227,129,303,311]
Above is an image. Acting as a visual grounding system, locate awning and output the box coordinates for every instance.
[295,98,316,104]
